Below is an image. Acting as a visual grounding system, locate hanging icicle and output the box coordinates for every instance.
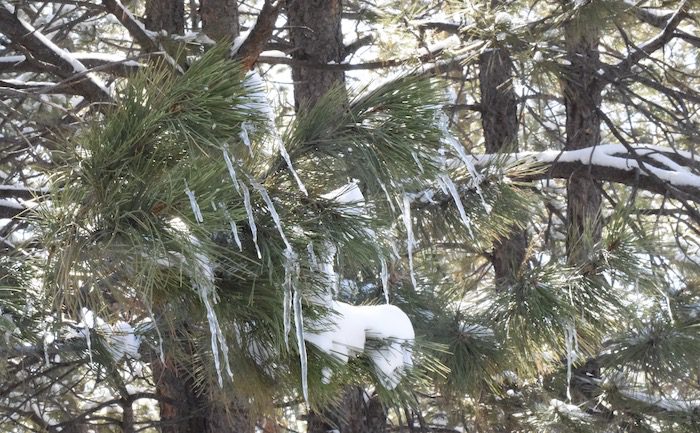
[238,181,262,258]
[402,194,418,289]
[222,146,241,194]
[278,140,308,196]
[282,246,298,350]
[307,242,318,269]
[184,181,204,223]
[293,289,309,405]
[221,205,243,251]
[193,250,234,386]
[439,174,474,238]
[251,179,291,250]
[380,256,390,304]
[564,323,577,402]
[437,112,491,213]
[378,180,397,214]
[240,121,254,156]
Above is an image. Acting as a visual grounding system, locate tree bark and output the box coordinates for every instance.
[200,0,239,42]
[287,0,346,110]
[145,0,185,35]
[562,8,603,264]
[307,389,386,433]
[142,4,252,432]
[152,357,252,433]
[287,2,385,432]
[479,40,527,289]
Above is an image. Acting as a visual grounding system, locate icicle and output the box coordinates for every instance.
[194,251,234,385]
[378,181,396,214]
[278,140,308,196]
[240,121,254,156]
[439,174,474,238]
[221,205,243,251]
[564,324,576,402]
[438,113,491,213]
[293,289,309,405]
[229,219,243,251]
[251,179,291,250]
[411,151,425,173]
[380,256,390,304]
[43,332,53,365]
[239,181,261,258]
[283,246,298,350]
[307,242,318,269]
[223,146,241,193]
[402,194,418,289]
[321,242,338,298]
[184,181,204,223]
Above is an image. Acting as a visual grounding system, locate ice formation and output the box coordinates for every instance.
[238,180,262,258]
[402,194,418,288]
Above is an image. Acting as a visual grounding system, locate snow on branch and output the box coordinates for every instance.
[0,3,112,103]
[472,144,700,203]
[619,388,700,414]
[609,0,692,76]
[101,0,183,74]
[0,54,142,76]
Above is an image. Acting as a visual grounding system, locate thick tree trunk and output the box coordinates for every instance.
[287,0,346,110]
[143,4,252,432]
[307,389,386,433]
[287,2,385,432]
[200,0,239,42]
[152,357,252,433]
[563,11,603,264]
[145,0,185,35]
[479,43,527,289]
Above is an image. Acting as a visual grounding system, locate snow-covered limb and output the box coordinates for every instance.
[0,54,142,76]
[618,389,700,414]
[0,4,112,103]
[101,0,183,74]
[471,144,700,203]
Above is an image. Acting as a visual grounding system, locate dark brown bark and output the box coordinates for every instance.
[152,358,252,433]
[141,3,253,432]
[287,0,346,110]
[145,0,185,35]
[563,10,603,264]
[479,41,526,288]
[286,2,385,432]
[308,389,386,433]
[200,0,239,41]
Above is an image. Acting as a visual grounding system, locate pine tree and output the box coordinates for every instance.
[1,1,700,433]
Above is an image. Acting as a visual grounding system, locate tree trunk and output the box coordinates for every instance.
[143,4,252,432]
[152,357,252,433]
[287,0,346,111]
[145,0,185,35]
[307,389,386,433]
[200,0,239,42]
[287,2,385,432]
[479,40,527,289]
[562,8,603,264]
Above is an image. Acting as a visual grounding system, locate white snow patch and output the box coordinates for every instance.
[305,302,415,389]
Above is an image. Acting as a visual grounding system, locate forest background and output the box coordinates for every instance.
[1,0,700,432]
